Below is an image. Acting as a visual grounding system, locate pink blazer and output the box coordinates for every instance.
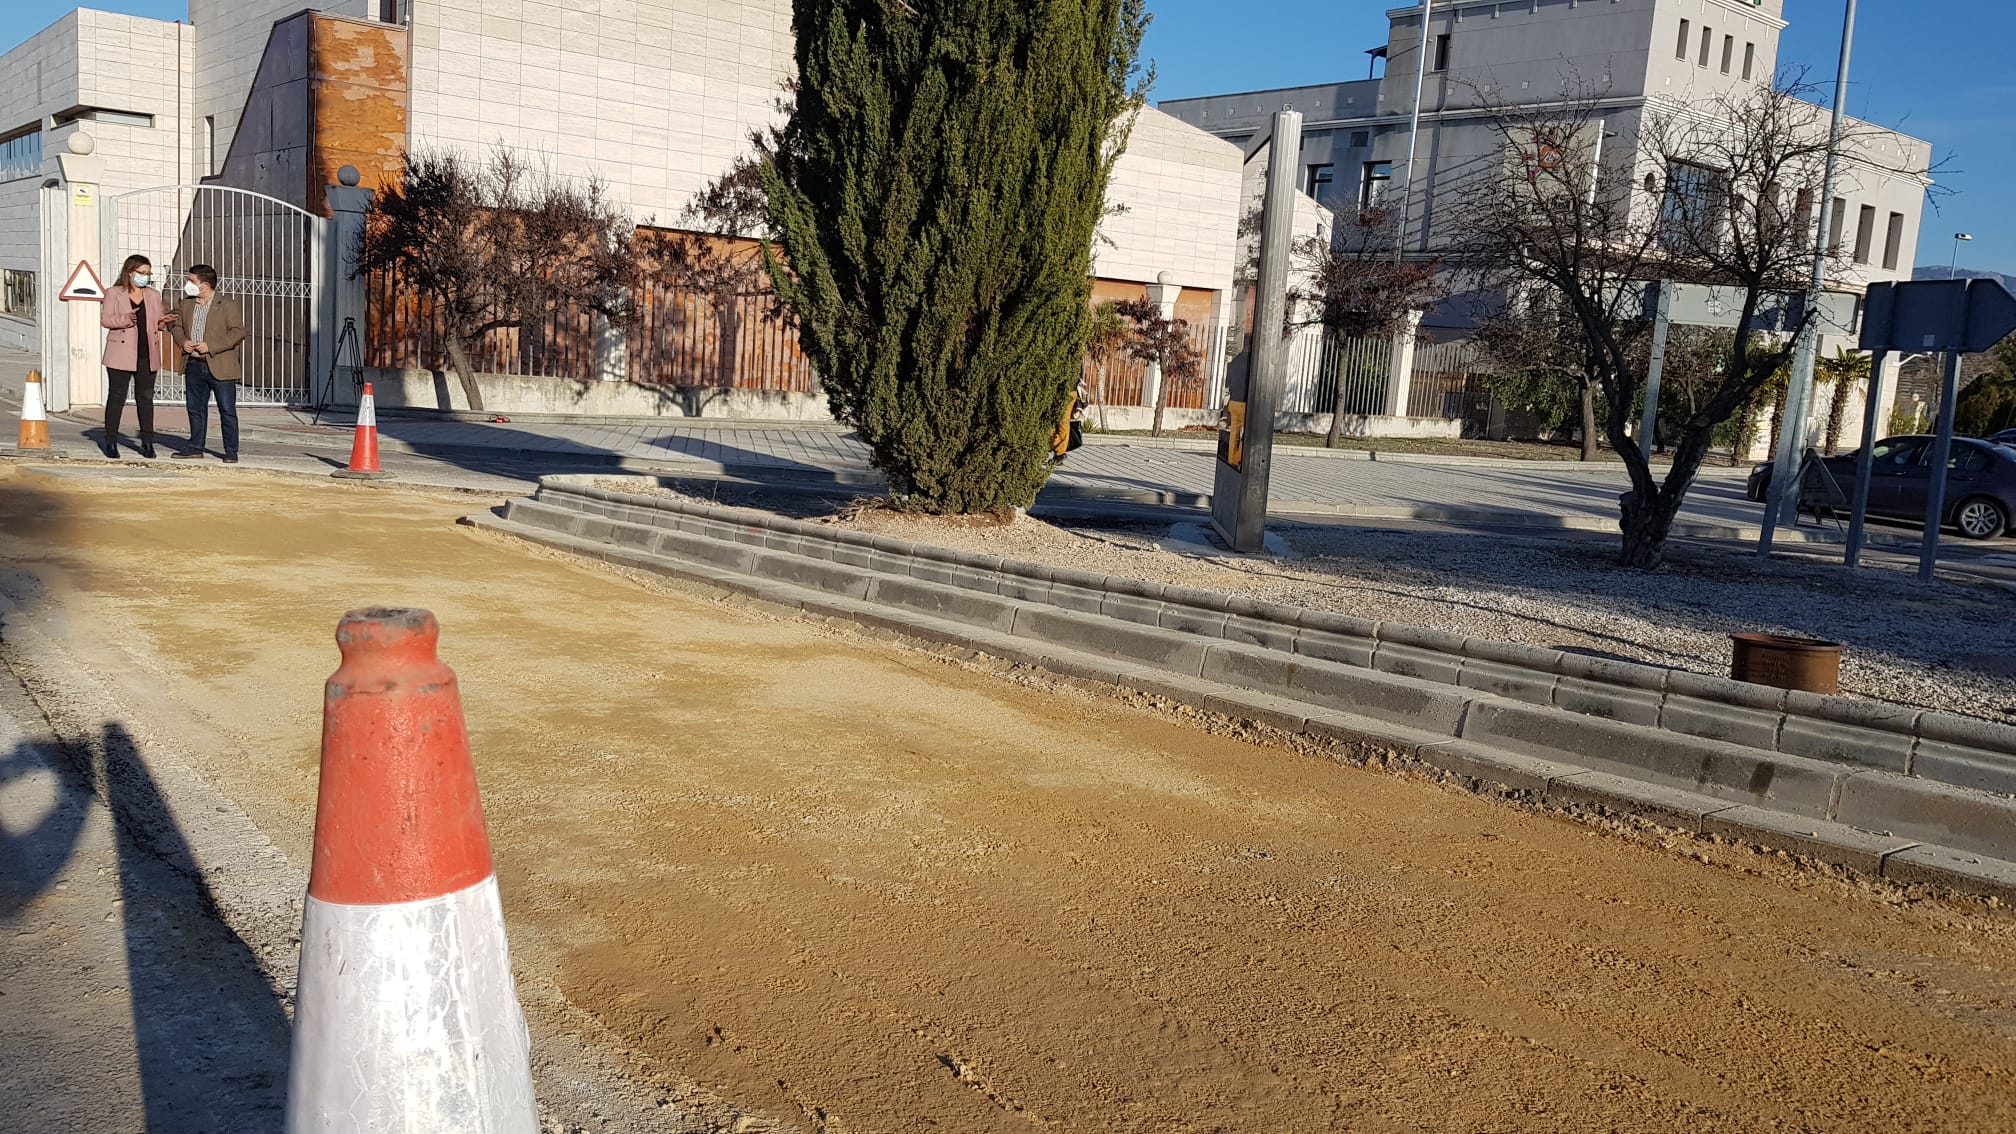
[101,284,168,373]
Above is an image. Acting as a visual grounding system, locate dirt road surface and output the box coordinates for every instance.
[2,462,2013,1134]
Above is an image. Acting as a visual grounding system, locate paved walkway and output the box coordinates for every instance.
[0,348,1882,545]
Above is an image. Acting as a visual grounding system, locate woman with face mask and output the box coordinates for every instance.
[99,253,172,459]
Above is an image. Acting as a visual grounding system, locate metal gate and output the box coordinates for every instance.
[101,185,321,405]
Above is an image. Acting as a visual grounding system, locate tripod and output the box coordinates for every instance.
[311,317,365,426]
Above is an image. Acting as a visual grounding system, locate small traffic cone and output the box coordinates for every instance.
[16,368,49,450]
[287,608,537,1133]
[331,382,394,480]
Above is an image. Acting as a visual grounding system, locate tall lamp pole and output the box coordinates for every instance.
[1397,0,1435,262]
[1950,232,1974,279]
[1759,0,1856,557]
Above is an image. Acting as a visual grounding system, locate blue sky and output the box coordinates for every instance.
[8,1,2010,271]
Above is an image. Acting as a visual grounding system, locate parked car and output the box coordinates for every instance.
[1746,435,2016,539]
[1990,427,2016,446]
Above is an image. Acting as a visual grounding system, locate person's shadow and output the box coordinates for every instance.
[96,722,291,1132]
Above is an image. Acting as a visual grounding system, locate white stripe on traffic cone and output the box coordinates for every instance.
[286,608,537,1133]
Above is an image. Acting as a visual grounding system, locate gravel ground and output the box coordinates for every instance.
[601,480,2016,724]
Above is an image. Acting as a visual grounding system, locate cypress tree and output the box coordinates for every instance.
[765,0,1148,513]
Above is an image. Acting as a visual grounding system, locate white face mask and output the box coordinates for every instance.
[184,281,202,298]
[132,273,151,288]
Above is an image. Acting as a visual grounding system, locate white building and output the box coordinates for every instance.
[2,1,1267,420]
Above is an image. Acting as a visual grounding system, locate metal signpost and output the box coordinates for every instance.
[1211,109,1301,552]
[1638,284,1859,462]
[1849,277,2016,581]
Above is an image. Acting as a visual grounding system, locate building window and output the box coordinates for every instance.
[1307,164,1336,206]
[1,269,34,318]
[203,116,217,175]
[1361,161,1393,208]
[1676,19,1690,60]
[1350,130,1370,148]
[1853,204,1877,264]
[379,0,401,22]
[1433,34,1451,72]
[0,128,41,182]
[1700,27,1713,67]
[1662,161,1723,248]
[1882,211,1905,271]
[1721,36,1735,74]
[1828,197,1848,252]
[1743,42,1757,81]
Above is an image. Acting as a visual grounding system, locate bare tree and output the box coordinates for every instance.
[356,147,637,412]
[1448,78,1908,567]
[1108,296,1203,438]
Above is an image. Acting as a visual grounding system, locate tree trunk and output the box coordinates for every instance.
[1617,428,1715,569]
[1579,384,1598,461]
[1766,385,1789,461]
[443,334,486,413]
[1150,363,1169,438]
[1325,371,1348,448]
[1824,373,1855,454]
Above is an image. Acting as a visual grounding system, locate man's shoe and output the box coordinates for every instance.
[222,454,240,464]
[170,450,206,460]
[139,441,156,459]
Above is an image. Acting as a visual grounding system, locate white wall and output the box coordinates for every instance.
[0,11,193,276]
[1094,108,1245,293]
[404,0,792,225]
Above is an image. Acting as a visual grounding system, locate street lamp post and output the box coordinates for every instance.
[1950,232,1974,280]
[1397,0,1435,263]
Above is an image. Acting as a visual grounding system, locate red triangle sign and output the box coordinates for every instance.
[59,260,105,302]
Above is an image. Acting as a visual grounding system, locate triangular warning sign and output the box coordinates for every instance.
[59,260,105,303]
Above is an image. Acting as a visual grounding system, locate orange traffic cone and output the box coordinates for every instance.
[286,608,537,1132]
[16,368,49,450]
[331,382,394,480]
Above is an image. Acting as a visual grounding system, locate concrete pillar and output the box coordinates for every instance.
[1141,270,1180,410]
[37,180,69,411]
[322,167,374,406]
[53,132,107,413]
[1382,308,1424,418]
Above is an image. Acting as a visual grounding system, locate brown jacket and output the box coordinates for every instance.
[169,294,248,380]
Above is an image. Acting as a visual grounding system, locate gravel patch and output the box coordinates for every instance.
[598,479,2016,724]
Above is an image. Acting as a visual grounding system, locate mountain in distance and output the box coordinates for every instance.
[1913,265,2016,290]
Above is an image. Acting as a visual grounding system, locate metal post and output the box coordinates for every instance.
[1843,348,1888,568]
[1640,281,1673,460]
[1761,0,1856,556]
[1917,350,1962,583]
[1397,0,1435,261]
[1213,110,1302,553]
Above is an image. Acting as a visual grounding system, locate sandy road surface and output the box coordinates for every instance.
[2,462,2013,1133]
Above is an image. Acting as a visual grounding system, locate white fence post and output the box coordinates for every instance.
[1382,309,1425,418]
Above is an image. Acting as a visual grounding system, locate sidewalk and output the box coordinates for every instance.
[0,347,1869,547]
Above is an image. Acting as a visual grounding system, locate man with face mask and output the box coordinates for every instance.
[168,264,247,462]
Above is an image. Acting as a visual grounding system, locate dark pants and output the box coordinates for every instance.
[105,369,156,442]
[184,360,239,456]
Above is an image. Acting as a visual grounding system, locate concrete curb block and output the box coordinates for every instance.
[465,509,2016,901]
[529,474,2016,802]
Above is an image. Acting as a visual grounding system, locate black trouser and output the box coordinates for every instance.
[184,360,239,456]
[105,369,157,442]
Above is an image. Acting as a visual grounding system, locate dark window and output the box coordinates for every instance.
[1874,438,1926,467]
[0,128,40,182]
[1951,444,1993,474]
[1743,42,1757,81]
[1677,19,1691,59]
[1853,203,1876,263]
[1882,212,1905,271]
[1,268,33,317]
[1661,161,1722,248]
[1433,34,1451,72]
[1350,130,1370,148]
[1700,27,1713,67]
[1828,197,1848,251]
[1361,161,1392,207]
[1721,35,1735,74]
[1307,164,1336,207]
[379,0,400,23]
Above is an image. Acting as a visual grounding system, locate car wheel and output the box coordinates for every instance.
[1953,496,2009,540]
